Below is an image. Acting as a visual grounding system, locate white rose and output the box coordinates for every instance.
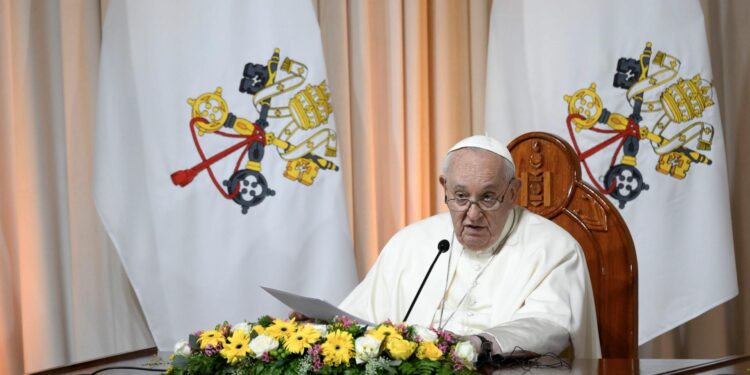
[413,325,438,342]
[309,323,328,338]
[232,321,251,335]
[354,335,382,364]
[249,334,279,358]
[454,341,478,368]
[173,339,191,357]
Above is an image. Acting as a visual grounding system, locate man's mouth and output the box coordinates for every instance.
[462,224,485,233]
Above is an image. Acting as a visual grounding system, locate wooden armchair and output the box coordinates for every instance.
[508,132,638,358]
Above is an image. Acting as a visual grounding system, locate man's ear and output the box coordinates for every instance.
[439,175,447,190]
[507,177,522,203]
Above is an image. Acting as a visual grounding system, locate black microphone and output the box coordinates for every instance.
[403,239,450,322]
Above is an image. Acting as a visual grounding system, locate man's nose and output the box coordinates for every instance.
[466,202,483,220]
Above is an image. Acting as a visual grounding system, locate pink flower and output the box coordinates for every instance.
[438,342,449,353]
[204,344,221,356]
[335,315,354,328]
[311,344,323,371]
[450,349,465,371]
[261,352,272,363]
[436,329,456,344]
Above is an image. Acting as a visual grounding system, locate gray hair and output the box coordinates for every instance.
[443,147,516,182]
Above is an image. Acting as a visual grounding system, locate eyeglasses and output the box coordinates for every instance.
[445,180,513,212]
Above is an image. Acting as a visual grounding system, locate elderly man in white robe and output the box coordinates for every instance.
[339,135,601,360]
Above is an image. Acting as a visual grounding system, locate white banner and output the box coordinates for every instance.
[485,0,737,344]
[94,0,357,350]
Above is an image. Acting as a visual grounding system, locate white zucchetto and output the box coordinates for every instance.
[447,135,515,169]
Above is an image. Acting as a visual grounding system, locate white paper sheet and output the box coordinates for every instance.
[261,286,374,326]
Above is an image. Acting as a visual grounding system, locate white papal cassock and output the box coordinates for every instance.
[340,207,601,358]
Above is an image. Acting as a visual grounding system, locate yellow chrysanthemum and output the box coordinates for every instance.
[284,324,321,354]
[198,330,226,349]
[252,324,265,335]
[416,341,443,361]
[386,337,417,360]
[321,330,354,367]
[368,324,403,343]
[220,330,252,364]
[265,318,298,340]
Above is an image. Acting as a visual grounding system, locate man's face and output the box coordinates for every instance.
[440,148,519,251]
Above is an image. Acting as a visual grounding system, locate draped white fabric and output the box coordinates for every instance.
[94,0,357,351]
[484,0,737,345]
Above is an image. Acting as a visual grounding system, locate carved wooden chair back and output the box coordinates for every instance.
[508,132,638,358]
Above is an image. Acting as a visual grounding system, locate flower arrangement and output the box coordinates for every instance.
[167,316,480,374]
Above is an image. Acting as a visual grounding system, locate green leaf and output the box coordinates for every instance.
[257,315,273,327]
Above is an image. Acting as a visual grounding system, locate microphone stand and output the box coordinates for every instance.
[403,239,450,322]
